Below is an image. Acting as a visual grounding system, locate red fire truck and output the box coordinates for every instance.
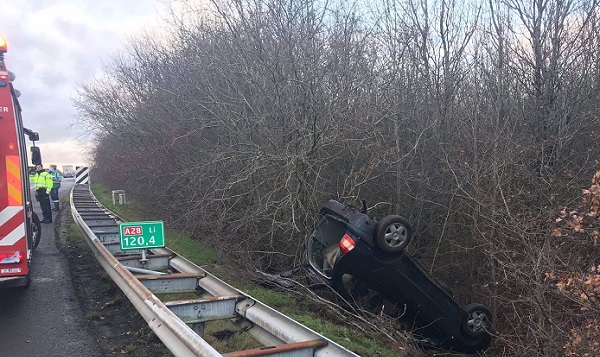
[0,37,42,287]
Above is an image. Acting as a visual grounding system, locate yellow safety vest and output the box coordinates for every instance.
[32,171,53,194]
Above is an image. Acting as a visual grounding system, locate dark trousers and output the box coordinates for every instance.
[36,189,52,222]
[50,188,59,208]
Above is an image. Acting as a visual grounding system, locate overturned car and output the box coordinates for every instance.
[306,200,492,353]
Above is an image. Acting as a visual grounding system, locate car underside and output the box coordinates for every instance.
[306,200,493,353]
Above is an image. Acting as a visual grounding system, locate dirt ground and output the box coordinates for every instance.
[55,205,172,357]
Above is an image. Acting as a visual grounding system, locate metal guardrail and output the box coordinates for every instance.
[70,184,360,357]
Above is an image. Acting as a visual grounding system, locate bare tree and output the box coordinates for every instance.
[75,0,600,355]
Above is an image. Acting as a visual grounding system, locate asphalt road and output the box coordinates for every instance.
[0,178,102,357]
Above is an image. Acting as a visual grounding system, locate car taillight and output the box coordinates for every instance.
[339,234,355,254]
[0,251,21,264]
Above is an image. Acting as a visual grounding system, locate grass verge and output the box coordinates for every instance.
[89,182,403,356]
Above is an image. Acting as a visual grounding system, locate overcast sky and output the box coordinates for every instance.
[3,0,166,169]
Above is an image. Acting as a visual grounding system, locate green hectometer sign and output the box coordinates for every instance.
[119,221,165,250]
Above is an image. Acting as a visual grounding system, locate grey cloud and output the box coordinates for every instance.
[3,0,158,157]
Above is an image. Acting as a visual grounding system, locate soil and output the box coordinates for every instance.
[55,205,172,357]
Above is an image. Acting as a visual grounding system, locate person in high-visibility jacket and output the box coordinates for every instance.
[31,164,54,223]
[48,164,62,211]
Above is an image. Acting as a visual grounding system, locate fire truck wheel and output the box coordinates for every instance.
[32,212,42,249]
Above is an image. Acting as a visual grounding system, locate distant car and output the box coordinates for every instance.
[307,200,492,353]
[64,173,74,178]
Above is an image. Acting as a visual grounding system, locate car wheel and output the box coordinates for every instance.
[31,212,42,249]
[463,303,493,338]
[375,215,412,253]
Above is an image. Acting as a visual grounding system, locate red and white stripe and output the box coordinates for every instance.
[0,206,25,246]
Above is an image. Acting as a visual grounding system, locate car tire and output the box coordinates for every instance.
[375,215,412,253]
[24,274,32,287]
[462,303,493,338]
[31,212,42,250]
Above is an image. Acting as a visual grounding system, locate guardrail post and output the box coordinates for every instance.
[191,322,205,337]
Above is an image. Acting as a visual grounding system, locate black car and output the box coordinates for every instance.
[307,200,492,353]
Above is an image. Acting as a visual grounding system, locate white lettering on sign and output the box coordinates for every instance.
[1,107,8,112]
[123,226,142,236]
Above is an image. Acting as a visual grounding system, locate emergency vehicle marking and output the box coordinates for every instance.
[0,207,25,248]
[0,206,22,226]
[0,222,25,246]
[0,36,31,283]
[6,155,22,205]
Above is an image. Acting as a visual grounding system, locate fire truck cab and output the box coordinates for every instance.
[0,37,42,288]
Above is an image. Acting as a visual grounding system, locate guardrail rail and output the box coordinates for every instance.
[70,184,360,357]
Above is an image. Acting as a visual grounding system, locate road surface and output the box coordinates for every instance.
[0,178,102,357]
